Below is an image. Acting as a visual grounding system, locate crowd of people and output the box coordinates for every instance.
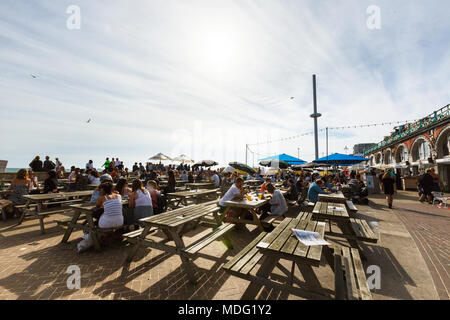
[5,155,446,235]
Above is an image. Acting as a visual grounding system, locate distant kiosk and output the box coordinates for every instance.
[0,160,7,173]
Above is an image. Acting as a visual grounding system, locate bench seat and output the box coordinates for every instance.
[346,200,358,214]
[222,232,267,276]
[183,223,235,255]
[334,245,372,300]
[350,218,378,243]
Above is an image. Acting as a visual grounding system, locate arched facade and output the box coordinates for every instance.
[410,135,432,162]
[394,143,409,164]
[383,149,393,165]
[435,124,450,159]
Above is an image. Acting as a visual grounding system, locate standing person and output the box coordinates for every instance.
[132,162,139,172]
[381,169,396,209]
[86,160,94,171]
[181,171,188,182]
[128,179,153,228]
[29,156,43,172]
[102,158,111,170]
[8,169,31,205]
[430,168,441,192]
[55,158,62,172]
[43,156,56,172]
[96,182,124,229]
[139,162,145,172]
[418,169,434,204]
[164,170,176,194]
[115,158,121,168]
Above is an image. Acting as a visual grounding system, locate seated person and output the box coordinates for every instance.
[88,170,101,185]
[129,179,153,228]
[181,171,188,182]
[9,169,31,205]
[218,177,245,212]
[307,179,329,203]
[285,179,298,201]
[114,178,132,199]
[147,180,163,214]
[260,178,272,192]
[89,174,113,204]
[260,183,288,221]
[95,182,124,229]
[43,170,59,194]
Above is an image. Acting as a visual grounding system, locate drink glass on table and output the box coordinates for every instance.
[247,194,252,201]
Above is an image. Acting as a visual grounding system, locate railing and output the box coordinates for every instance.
[363,104,450,155]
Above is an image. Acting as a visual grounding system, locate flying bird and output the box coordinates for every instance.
[290,97,295,99]
[30,74,37,78]
[87,118,91,123]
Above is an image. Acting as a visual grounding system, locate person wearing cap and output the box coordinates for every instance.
[89,174,113,204]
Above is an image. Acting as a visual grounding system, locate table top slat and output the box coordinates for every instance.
[257,218,292,249]
[267,219,300,252]
[280,219,309,255]
[292,220,318,258]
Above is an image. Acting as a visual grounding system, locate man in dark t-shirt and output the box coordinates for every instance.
[419,169,434,203]
[29,156,43,172]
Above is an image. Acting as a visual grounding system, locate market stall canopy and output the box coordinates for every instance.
[172,154,194,163]
[149,153,172,161]
[259,153,307,165]
[193,160,218,167]
[259,159,290,169]
[312,153,370,166]
[228,162,255,175]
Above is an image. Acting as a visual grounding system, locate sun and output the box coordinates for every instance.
[188,25,241,77]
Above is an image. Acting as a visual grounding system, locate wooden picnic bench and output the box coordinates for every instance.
[16,191,93,234]
[125,202,235,283]
[334,245,372,300]
[60,200,128,251]
[1,199,11,221]
[223,216,335,298]
[313,201,378,260]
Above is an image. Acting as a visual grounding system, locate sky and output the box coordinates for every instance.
[1,0,449,169]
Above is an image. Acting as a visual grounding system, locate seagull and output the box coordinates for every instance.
[290,97,295,99]
[30,74,37,78]
[87,118,91,123]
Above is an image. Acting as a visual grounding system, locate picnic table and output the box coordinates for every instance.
[313,201,378,260]
[185,182,216,190]
[125,202,235,283]
[220,191,286,232]
[223,216,373,299]
[167,188,219,208]
[18,190,93,234]
[60,200,128,251]
[223,216,335,298]
[318,192,346,203]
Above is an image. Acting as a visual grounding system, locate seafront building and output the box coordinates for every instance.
[363,104,450,190]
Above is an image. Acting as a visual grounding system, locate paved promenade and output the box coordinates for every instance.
[0,190,447,300]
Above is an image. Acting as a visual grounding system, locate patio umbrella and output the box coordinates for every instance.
[224,166,235,173]
[259,159,290,169]
[193,160,218,167]
[259,153,307,165]
[148,153,172,161]
[228,162,255,175]
[312,153,370,166]
[172,154,194,163]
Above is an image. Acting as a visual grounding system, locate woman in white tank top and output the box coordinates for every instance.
[129,179,153,227]
[96,182,124,229]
